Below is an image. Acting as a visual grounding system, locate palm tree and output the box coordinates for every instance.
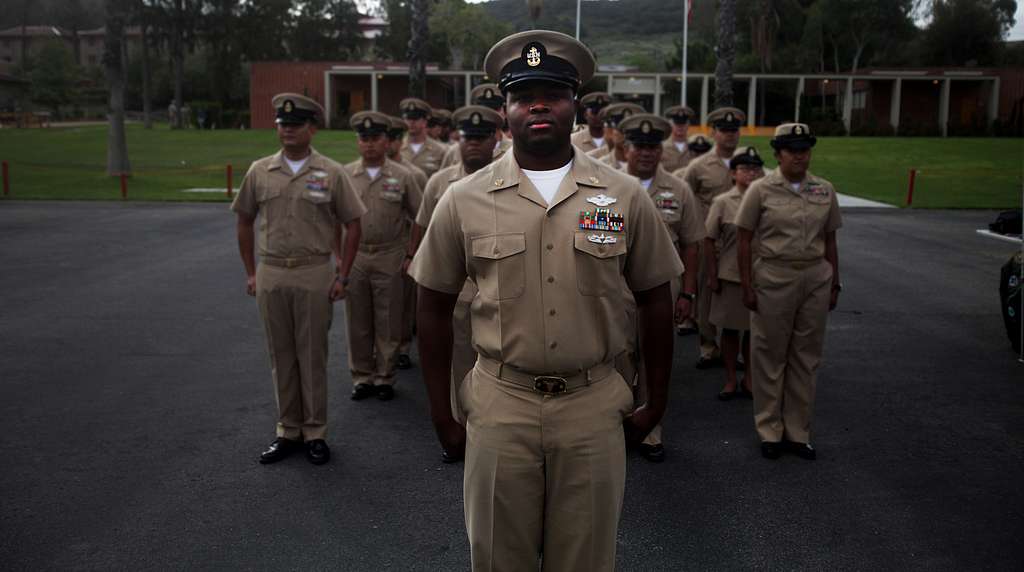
[713,0,736,108]
[105,0,131,176]
[527,0,543,25]
[408,0,430,97]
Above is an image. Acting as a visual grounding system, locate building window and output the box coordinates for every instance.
[852,91,867,110]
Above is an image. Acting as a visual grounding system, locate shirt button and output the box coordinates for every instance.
[547,276,554,283]
[549,309,556,316]
[549,341,558,349]
[546,244,553,250]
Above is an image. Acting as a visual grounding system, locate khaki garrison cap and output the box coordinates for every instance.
[619,113,672,145]
[453,105,503,137]
[663,105,695,124]
[349,110,391,135]
[729,146,765,169]
[770,122,817,151]
[599,102,646,128]
[484,30,596,93]
[707,106,746,131]
[580,91,612,110]
[399,97,432,119]
[429,108,452,127]
[470,83,505,110]
[687,133,713,153]
[272,93,323,125]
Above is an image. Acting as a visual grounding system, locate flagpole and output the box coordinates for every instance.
[576,0,582,39]
[681,0,689,106]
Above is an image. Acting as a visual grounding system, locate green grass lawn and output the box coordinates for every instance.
[0,124,1020,208]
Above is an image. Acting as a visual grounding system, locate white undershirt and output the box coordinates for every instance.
[639,178,653,190]
[722,158,731,168]
[284,156,308,175]
[410,142,423,155]
[592,136,605,148]
[674,142,687,153]
[366,166,381,180]
[522,160,573,205]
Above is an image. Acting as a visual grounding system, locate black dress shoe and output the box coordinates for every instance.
[638,443,666,463]
[784,440,817,460]
[695,355,723,370]
[717,389,737,401]
[441,448,463,464]
[376,385,395,401]
[397,354,413,369]
[738,387,754,400]
[259,437,301,464]
[676,323,698,336]
[306,439,330,465]
[761,441,782,460]
[351,383,376,401]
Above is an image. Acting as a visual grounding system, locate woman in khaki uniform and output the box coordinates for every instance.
[735,124,842,461]
[704,146,764,401]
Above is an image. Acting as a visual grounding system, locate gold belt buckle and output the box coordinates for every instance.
[533,376,567,395]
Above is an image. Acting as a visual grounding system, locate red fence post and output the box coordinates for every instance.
[906,169,917,207]
[226,164,233,198]
[120,173,128,200]
[2,161,8,197]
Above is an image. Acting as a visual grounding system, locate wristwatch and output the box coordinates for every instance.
[337,275,350,287]
[832,282,843,292]
[679,292,696,301]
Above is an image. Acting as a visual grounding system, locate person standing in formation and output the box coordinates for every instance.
[660,105,697,173]
[571,91,611,153]
[588,102,645,168]
[400,98,448,178]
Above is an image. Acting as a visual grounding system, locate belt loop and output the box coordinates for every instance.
[497,361,503,379]
[585,367,592,386]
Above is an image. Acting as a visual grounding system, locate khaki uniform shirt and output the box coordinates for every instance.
[733,170,843,262]
[409,150,682,374]
[343,158,422,246]
[394,156,428,190]
[571,129,605,154]
[645,168,704,249]
[598,152,627,170]
[416,164,467,228]
[231,149,366,258]
[439,138,512,170]
[661,139,696,173]
[587,145,613,161]
[679,147,734,221]
[706,186,753,282]
[400,137,448,178]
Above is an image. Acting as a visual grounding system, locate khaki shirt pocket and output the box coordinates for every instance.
[574,231,627,297]
[297,189,333,224]
[471,233,527,301]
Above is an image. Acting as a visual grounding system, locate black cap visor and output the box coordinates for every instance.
[771,136,817,151]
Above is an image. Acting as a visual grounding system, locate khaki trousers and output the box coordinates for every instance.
[750,259,833,443]
[696,241,720,359]
[345,246,406,386]
[450,280,478,424]
[462,364,634,572]
[615,276,679,447]
[256,261,334,441]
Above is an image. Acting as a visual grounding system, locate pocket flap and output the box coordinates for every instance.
[471,233,527,260]
[257,187,282,202]
[574,231,627,259]
[301,189,332,204]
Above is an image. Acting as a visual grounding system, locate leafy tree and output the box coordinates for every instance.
[236,0,292,61]
[819,0,916,72]
[26,41,82,113]
[105,0,132,176]
[291,0,363,61]
[429,0,512,70]
[715,0,737,107]
[923,0,1018,66]
[408,0,430,96]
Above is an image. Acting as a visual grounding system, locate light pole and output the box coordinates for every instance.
[576,0,581,39]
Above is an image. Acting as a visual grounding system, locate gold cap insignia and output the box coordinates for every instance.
[283,100,294,113]
[641,121,651,134]
[794,125,804,135]
[748,147,757,157]
[526,45,542,67]
[725,112,735,122]
[363,118,373,129]
[406,104,415,112]
[471,113,481,125]
[484,88,493,98]
[622,110,632,118]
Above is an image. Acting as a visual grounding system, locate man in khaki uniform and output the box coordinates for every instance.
[428,108,453,143]
[345,111,423,401]
[413,105,504,463]
[681,106,746,368]
[439,83,512,169]
[660,105,697,173]
[587,102,645,164]
[617,113,702,463]
[410,30,680,572]
[735,123,842,461]
[571,91,611,153]
[685,133,713,159]
[386,114,427,370]
[232,93,366,465]
[400,98,448,178]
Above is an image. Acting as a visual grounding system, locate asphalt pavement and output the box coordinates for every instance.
[0,202,1021,571]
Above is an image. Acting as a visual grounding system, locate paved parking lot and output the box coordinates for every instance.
[0,202,1021,570]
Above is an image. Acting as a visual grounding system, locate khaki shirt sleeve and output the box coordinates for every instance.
[403,171,423,220]
[734,184,763,231]
[332,167,367,223]
[624,185,685,292]
[682,162,700,195]
[415,177,439,228]
[408,189,467,294]
[705,197,724,240]
[680,183,705,244]
[825,186,843,232]
[230,163,259,218]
